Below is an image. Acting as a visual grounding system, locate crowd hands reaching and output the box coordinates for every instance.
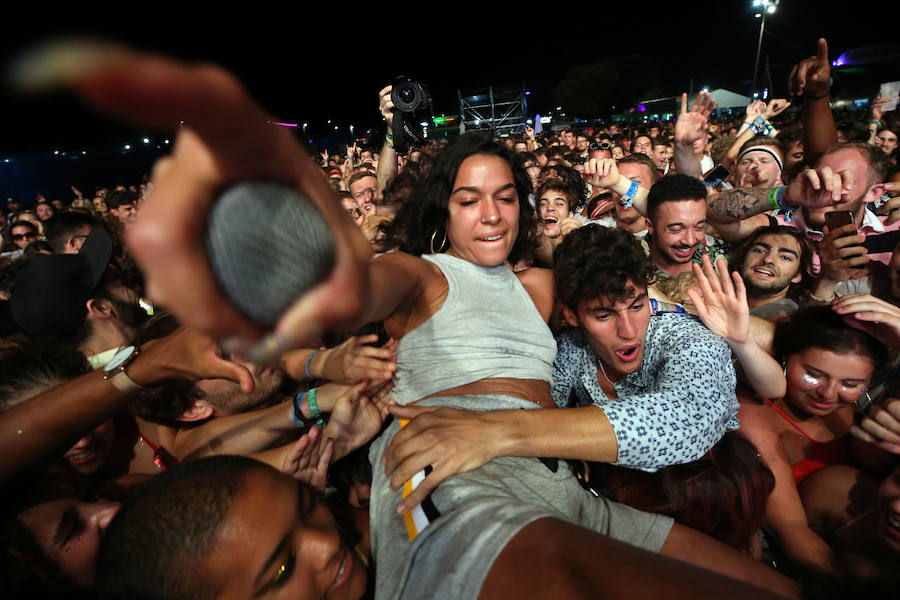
[2,35,900,600]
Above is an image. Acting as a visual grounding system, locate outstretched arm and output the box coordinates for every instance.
[375,85,398,203]
[18,40,375,359]
[789,38,837,166]
[686,255,786,398]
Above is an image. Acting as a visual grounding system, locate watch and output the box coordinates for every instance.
[103,345,148,394]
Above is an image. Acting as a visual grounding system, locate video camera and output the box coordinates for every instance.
[390,76,432,153]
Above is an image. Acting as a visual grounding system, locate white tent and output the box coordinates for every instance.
[690,89,752,110]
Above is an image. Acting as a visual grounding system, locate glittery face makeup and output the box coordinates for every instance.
[799,373,821,388]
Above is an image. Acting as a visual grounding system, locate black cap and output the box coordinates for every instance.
[10,228,113,339]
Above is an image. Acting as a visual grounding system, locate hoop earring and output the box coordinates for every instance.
[430,228,448,253]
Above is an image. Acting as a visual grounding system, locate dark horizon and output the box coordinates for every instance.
[1,2,896,156]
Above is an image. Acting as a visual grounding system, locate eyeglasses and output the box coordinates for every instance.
[11,232,38,241]
[590,142,613,151]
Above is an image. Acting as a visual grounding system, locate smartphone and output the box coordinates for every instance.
[702,164,730,188]
[825,210,865,269]
[825,210,856,234]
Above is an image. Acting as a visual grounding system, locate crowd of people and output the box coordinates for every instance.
[1,36,900,599]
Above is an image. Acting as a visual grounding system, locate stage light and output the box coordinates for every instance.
[143,137,150,144]
[124,144,131,150]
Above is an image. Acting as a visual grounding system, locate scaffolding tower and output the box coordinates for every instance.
[458,86,528,137]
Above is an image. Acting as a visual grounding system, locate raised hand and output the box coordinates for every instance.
[525,124,535,139]
[870,91,899,122]
[784,164,856,208]
[789,38,831,98]
[378,85,394,126]
[675,91,716,149]
[281,426,333,492]
[764,99,791,120]
[686,254,749,345]
[582,157,621,189]
[745,99,766,121]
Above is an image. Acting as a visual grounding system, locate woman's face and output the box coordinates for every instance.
[445,154,520,267]
[18,496,120,587]
[785,347,874,417]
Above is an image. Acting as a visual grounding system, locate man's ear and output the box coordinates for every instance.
[791,270,803,284]
[863,183,885,205]
[178,400,214,422]
[561,304,580,329]
[645,218,654,235]
[85,298,113,318]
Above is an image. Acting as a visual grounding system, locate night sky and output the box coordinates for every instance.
[1,2,896,154]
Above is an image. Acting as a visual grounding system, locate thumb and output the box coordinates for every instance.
[210,355,255,394]
[387,404,438,419]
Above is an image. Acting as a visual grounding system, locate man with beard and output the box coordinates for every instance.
[644,174,730,278]
[729,225,815,320]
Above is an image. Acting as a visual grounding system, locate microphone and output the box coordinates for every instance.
[205,182,336,326]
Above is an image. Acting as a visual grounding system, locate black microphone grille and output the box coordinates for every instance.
[205,182,336,326]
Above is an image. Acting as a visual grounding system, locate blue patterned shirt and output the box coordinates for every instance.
[551,312,739,472]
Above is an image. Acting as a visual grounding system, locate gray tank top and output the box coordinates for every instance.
[391,253,557,405]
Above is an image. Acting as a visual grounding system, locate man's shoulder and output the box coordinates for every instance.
[646,312,730,353]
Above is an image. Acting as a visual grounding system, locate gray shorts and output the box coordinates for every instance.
[368,394,673,600]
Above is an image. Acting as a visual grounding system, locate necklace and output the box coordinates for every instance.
[597,358,614,386]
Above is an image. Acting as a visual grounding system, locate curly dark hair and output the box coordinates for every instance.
[553,224,656,311]
[381,134,536,261]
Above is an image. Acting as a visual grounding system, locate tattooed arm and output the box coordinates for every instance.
[705,187,774,242]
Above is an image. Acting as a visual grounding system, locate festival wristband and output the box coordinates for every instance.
[768,186,788,212]
[305,349,320,379]
[292,391,308,428]
[307,387,327,429]
[620,180,639,208]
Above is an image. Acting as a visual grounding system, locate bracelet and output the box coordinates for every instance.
[620,180,639,208]
[768,186,788,212]
[304,349,320,379]
[804,91,830,100]
[808,289,835,304]
[292,391,308,428]
[306,388,327,429]
[385,130,394,150]
[869,120,882,127]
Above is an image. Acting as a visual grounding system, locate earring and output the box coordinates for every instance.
[430,228,448,253]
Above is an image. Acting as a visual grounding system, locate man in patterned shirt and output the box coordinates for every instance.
[550,224,739,471]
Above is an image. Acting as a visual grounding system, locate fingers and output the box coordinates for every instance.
[681,92,688,115]
[396,466,448,514]
[318,437,335,472]
[816,38,829,65]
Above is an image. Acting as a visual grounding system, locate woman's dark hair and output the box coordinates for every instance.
[553,224,656,311]
[382,134,536,261]
[774,306,887,375]
[607,431,775,551]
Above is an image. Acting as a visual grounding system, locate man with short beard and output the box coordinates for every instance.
[729,225,814,320]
